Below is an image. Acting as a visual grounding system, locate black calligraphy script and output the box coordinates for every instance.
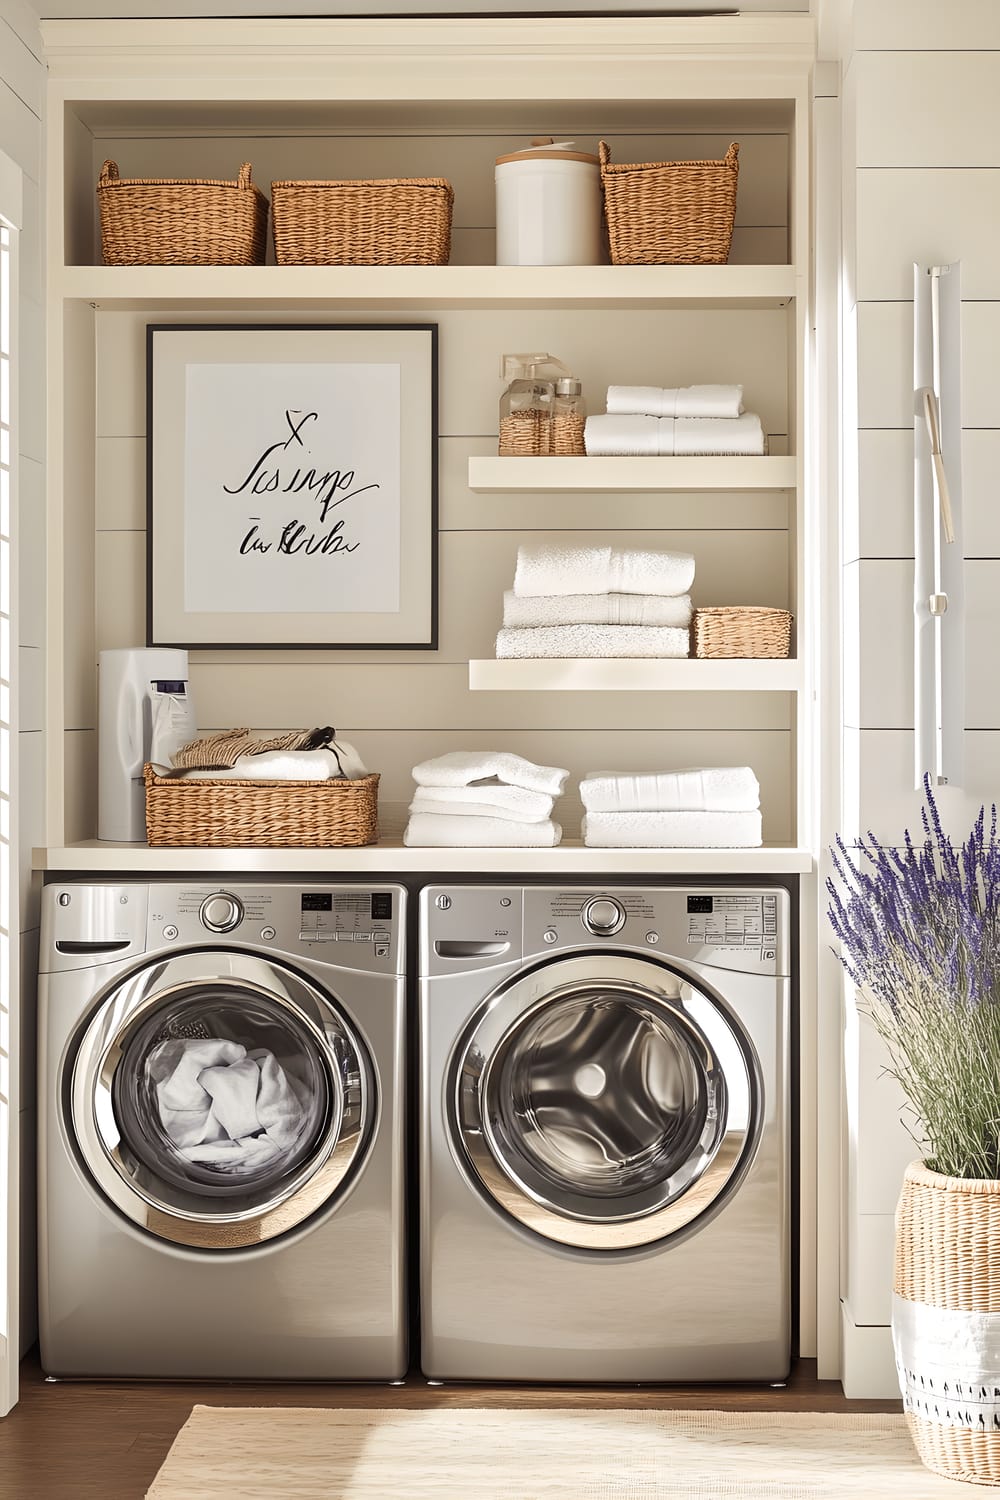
[223,408,379,560]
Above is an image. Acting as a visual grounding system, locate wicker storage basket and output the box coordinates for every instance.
[894,1162,1000,1485]
[598,140,739,266]
[97,160,269,266]
[271,176,454,265]
[143,765,379,848]
[692,606,792,659]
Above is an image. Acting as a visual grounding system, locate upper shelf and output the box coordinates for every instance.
[468,456,796,492]
[57,264,799,310]
[469,658,802,691]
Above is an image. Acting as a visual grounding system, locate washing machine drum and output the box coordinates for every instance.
[451,953,761,1250]
[70,951,375,1249]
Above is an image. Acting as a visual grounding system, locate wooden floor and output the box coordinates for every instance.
[0,1347,899,1500]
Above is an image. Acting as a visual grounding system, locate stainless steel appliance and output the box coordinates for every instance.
[419,883,791,1382]
[39,880,406,1379]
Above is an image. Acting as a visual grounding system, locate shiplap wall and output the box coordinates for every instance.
[69,124,799,846]
[841,0,1000,1394]
[0,0,45,1359]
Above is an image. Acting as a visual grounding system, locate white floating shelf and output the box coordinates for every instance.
[468,455,796,492]
[58,263,798,311]
[469,658,801,692]
[34,840,812,875]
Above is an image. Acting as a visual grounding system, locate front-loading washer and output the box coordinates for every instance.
[39,879,406,1379]
[419,883,791,1382]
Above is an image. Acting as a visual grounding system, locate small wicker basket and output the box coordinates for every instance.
[97,160,269,266]
[895,1162,1000,1485]
[692,606,792,659]
[598,140,739,266]
[143,765,379,848]
[271,176,454,265]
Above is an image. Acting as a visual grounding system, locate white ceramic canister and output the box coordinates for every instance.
[495,138,605,266]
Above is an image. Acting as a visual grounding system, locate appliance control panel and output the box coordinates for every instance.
[38,882,405,975]
[420,885,789,978]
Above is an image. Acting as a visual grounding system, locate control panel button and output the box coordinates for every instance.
[260,926,276,941]
[435,894,452,910]
[543,929,558,944]
[200,893,243,933]
[581,896,626,936]
[162,925,179,941]
[373,931,390,944]
[354,932,373,943]
[645,931,659,945]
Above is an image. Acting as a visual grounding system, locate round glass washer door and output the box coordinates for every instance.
[450,953,760,1250]
[70,951,375,1250]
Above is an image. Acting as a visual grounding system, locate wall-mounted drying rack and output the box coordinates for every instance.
[913,261,964,792]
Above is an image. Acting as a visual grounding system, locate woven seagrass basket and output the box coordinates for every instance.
[598,140,739,266]
[692,606,792,659]
[97,160,269,266]
[271,176,454,265]
[895,1162,1000,1485]
[143,765,379,848]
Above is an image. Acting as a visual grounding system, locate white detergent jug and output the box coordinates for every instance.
[495,138,605,266]
[98,647,197,841]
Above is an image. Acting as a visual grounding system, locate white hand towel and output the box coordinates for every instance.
[496,624,690,659]
[164,747,364,782]
[582,809,763,848]
[580,766,761,814]
[607,384,744,420]
[513,543,695,599]
[412,750,569,797]
[584,412,765,457]
[404,812,562,847]
[584,414,660,455]
[671,412,765,456]
[502,590,692,629]
[409,785,554,822]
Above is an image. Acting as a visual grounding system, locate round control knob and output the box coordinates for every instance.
[199,892,244,933]
[581,895,626,936]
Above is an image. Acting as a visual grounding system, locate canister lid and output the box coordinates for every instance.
[555,377,582,395]
[495,137,600,167]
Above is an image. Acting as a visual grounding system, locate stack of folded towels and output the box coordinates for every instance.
[581,765,762,847]
[404,751,568,847]
[584,383,765,457]
[496,542,694,659]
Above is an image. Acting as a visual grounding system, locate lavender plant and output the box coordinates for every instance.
[828,776,1000,1180]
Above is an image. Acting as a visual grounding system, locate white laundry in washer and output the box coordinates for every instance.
[38,880,406,1380]
[419,883,791,1383]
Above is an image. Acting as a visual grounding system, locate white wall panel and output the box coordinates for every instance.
[853,1,1000,54]
[856,560,911,728]
[855,53,1000,168]
[844,1212,896,1329]
[856,302,910,430]
[17,455,44,650]
[855,729,1000,839]
[965,562,1000,727]
[856,170,1000,302]
[0,76,39,181]
[856,430,909,561]
[62,729,95,846]
[964,431,1000,558]
[18,648,42,734]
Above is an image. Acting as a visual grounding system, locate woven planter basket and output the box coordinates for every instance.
[692,606,792,659]
[598,140,739,266]
[97,160,269,266]
[894,1162,1000,1485]
[271,177,454,265]
[143,765,379,848]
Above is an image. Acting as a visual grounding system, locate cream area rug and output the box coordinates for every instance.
[145,1406,983,1498]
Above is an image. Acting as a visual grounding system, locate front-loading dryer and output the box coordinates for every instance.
[39,879,406,1379]
[419,883,790,1382]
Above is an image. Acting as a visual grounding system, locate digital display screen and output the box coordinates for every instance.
[371,892,393,921]
[687,896,714,913]
[301,893,333,912]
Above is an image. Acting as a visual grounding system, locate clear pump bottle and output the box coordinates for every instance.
[552,374,586,456]
[498,353,582,456]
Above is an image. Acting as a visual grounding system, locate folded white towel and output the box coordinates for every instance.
[580,766,761,814]
[412,750,569,797]
[582,809,763,848]
[409,785,554,822]
[496,624,690,659]
[502,590,692,629]
[513,543,695,599]
[158,747,366,782]
[607,384,744,420]
[146,1038,308,1170]
[404,812,562,847]
[584,412,765,457]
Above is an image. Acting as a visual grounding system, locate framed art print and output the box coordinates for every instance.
[146,322,438,649]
